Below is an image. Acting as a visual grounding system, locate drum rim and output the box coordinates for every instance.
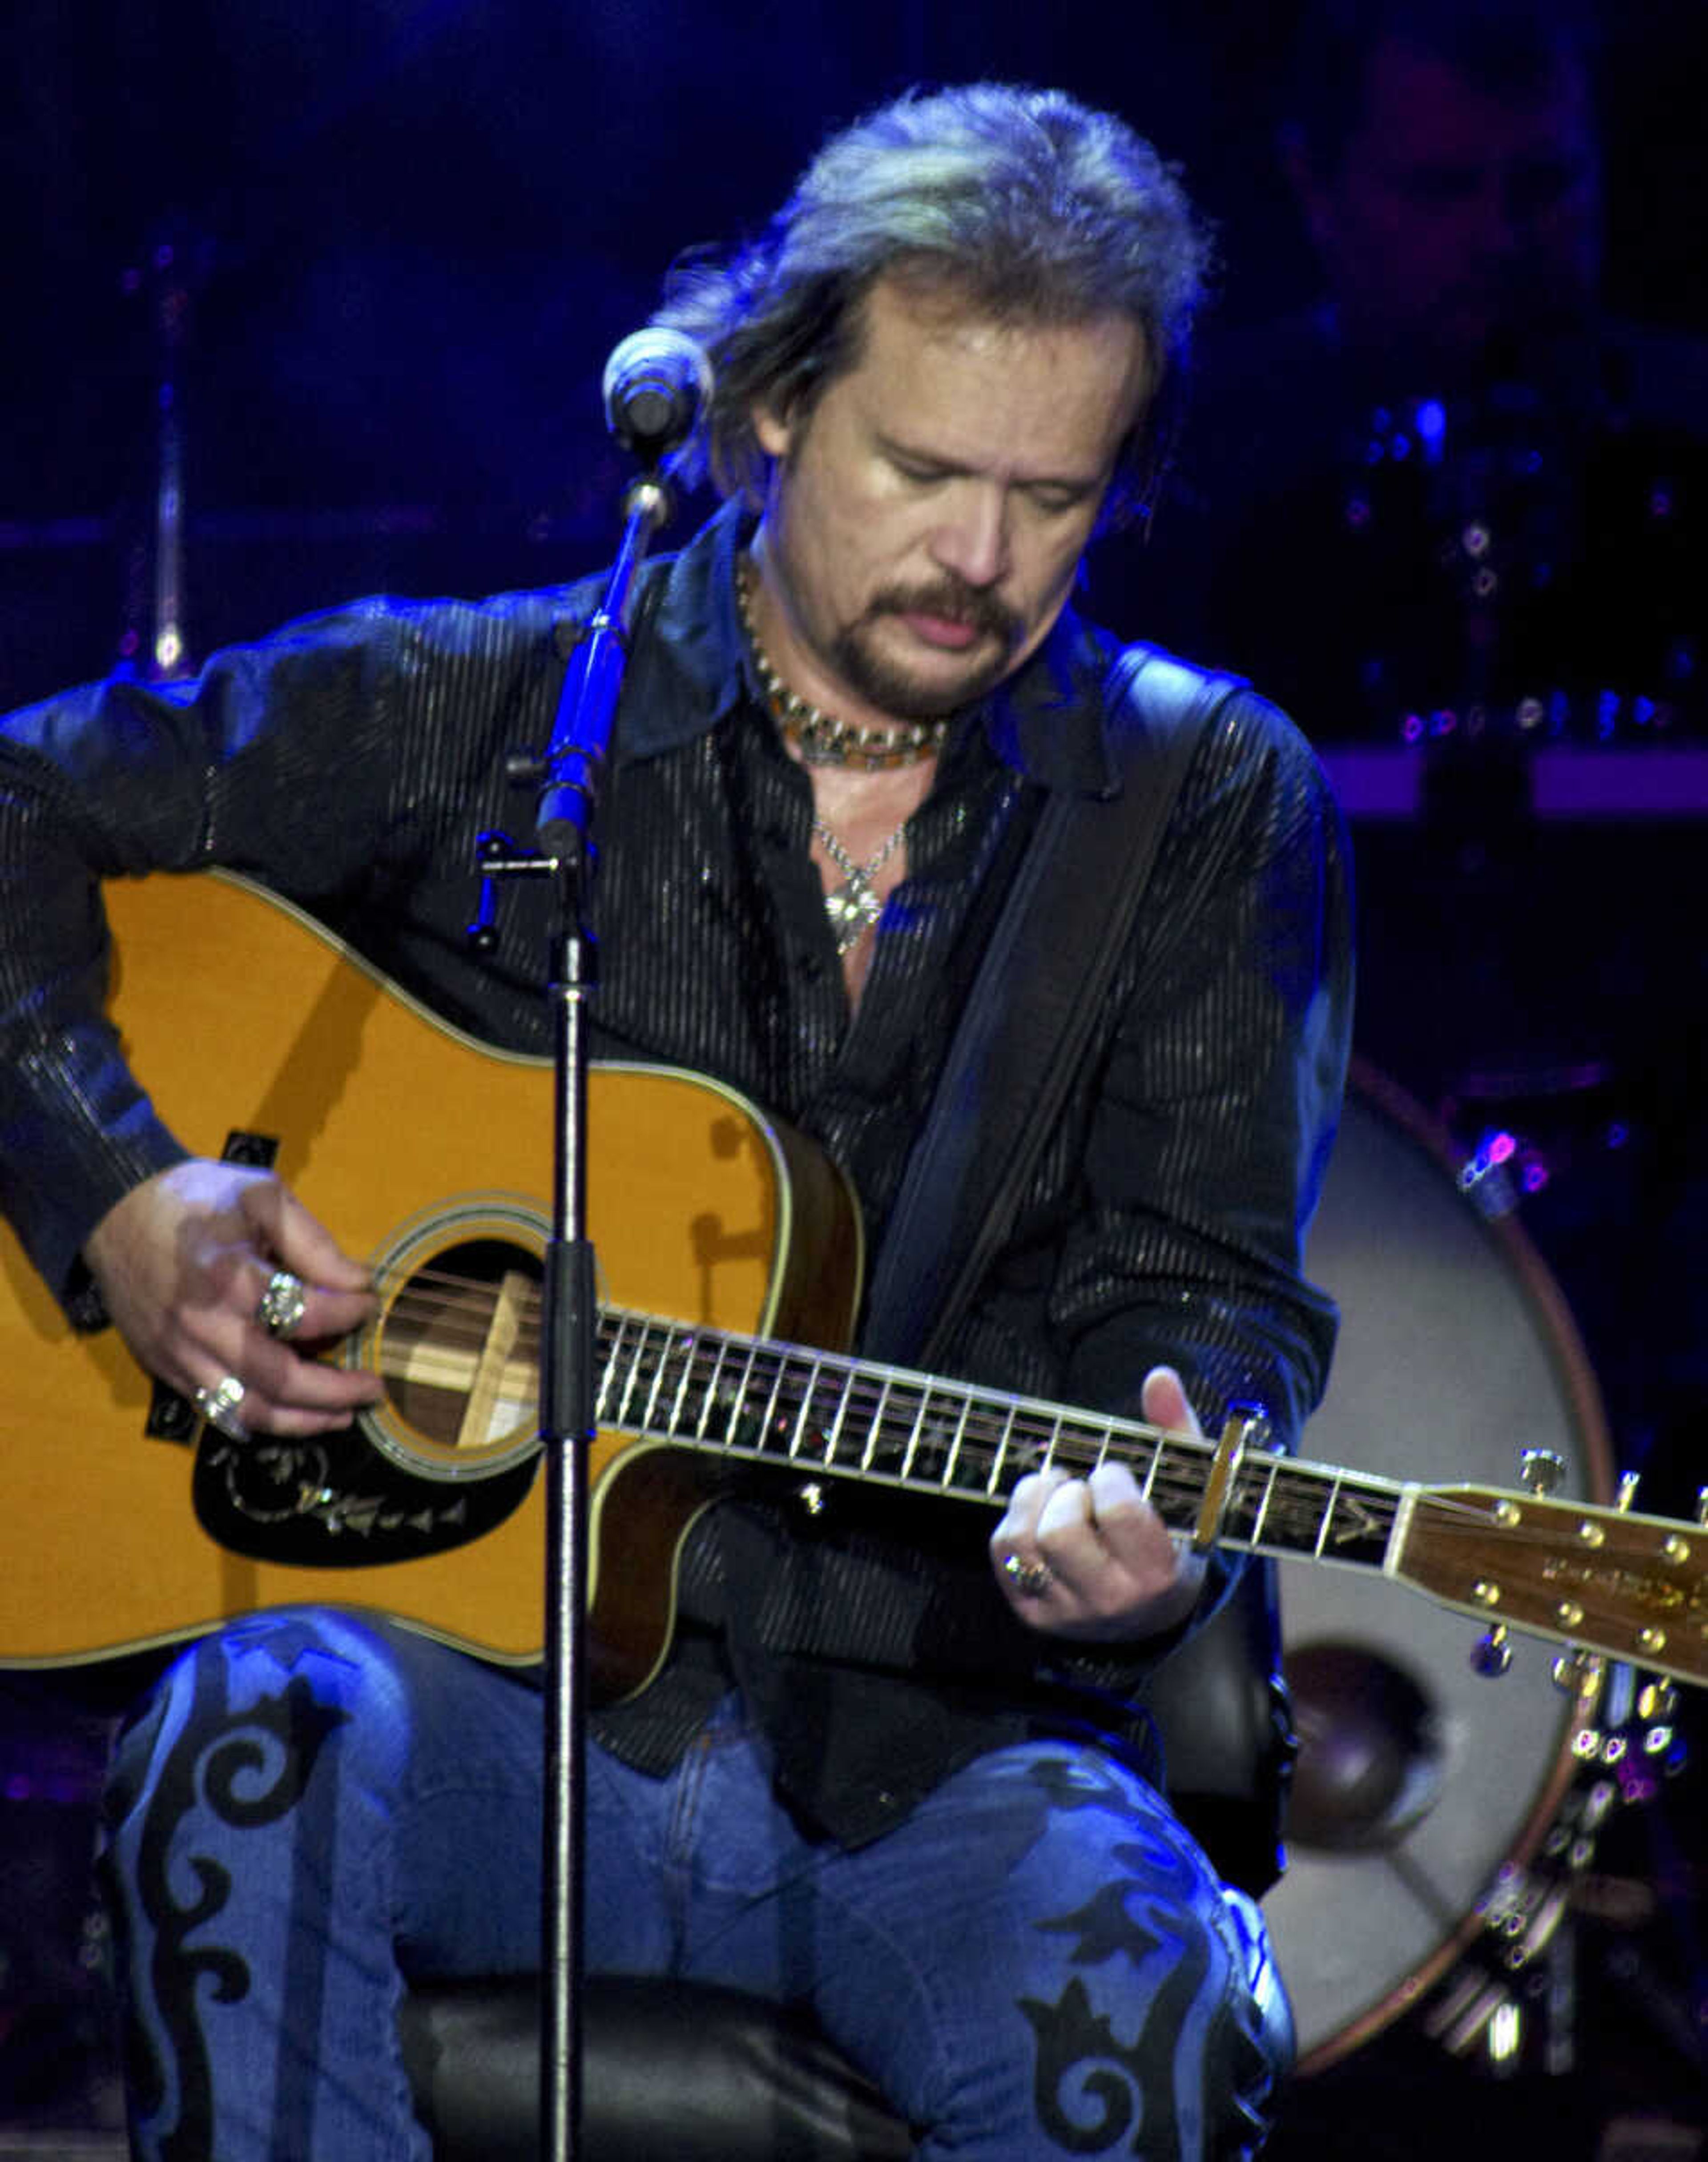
[1295,1055,1615,2075]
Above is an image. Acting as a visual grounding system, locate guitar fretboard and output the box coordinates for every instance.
[594,1308,1401,1574]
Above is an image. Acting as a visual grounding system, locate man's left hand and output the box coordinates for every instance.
[990,1365,1208,1641]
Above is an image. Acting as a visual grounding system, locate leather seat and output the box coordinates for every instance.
[401,1974,913,2160]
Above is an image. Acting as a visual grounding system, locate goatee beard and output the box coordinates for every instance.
[827,579,1023,721]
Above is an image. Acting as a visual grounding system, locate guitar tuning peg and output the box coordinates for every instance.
[1552,1647,1605,1700]
[1616,1470,1641,1512]
[1471,1623,1513,1677]
[1637,1679,1677,1723]
[1519,1448,1566,1496]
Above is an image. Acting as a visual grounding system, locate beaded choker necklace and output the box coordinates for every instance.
[735,556,949,771]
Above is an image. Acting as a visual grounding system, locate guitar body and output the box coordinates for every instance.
[0,873,862,1679]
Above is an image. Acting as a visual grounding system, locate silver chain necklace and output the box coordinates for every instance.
[733,552,927,954]
[812,814,909,954]
[735,555,949,770]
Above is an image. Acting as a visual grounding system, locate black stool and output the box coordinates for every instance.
[401,1974,913,2160]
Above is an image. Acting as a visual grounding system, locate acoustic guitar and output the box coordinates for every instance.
[1,873,1703,1694]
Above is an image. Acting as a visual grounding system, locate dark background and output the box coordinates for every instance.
[1,0,1704,707]
[1,2,1705,2152]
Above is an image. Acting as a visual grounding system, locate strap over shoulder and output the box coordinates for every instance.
[861,642,1242,1370]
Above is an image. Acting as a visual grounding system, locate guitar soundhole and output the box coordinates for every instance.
[377,1234,544,1464]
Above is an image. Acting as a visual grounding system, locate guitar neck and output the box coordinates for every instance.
[594,1307,1401,1574]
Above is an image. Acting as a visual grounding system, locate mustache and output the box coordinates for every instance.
[865,579,1020,648]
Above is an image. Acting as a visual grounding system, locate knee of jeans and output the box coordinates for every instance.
[103,1608,414,1840]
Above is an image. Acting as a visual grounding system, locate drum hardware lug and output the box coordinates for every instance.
[1615,1470,1641,1512]
[1519,1448,1566,1496]
[1696,1486,1708,1530]
[1470,1623,1513,1677]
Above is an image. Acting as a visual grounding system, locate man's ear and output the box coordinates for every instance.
[751,395,793,462]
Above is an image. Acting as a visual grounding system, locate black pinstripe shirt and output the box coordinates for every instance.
[0,499,1352,1844]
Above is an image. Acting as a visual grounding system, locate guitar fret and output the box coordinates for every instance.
[898,1384,963,1485]
[720,1338,763,1455]
[592,1314,621,1423]
[753,1346,791,1458]
[785,1350,826,1460]
[664,1329,706,1436]
[1152,1440,1210,1537]
[1246,1457,1278,1549]
[985,1405,1019,1497]
[938,1393,974,1492]
[898,1385,934,1482]
[1138,1428,1161,1507]
[690,1334,729,1442]
[1313,1475,1341,1559]
[885,1381,930,1474]
[795,1349,843,1470]
[1321,1475,1398,1565]
[623,1316,663,1430]
[597,1312,638,1425]
[821,1360,858,1465]
[637,1320,681,1433]
[858,1377,894,1472]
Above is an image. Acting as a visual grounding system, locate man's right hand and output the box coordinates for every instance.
[83,1160,385,1436]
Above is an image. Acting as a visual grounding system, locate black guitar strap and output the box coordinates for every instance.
[858,644,1298,1899]
[860,642,1239,1370]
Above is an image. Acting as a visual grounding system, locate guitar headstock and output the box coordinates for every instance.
[1393,1485,1708,1688]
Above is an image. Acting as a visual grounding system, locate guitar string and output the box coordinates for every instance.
[359,1269,1672,1564]
[367,1276,1571,1542]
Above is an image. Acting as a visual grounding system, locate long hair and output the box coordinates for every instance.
[655,84,1212,527]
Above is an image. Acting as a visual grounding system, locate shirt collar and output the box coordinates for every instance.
[616,495,1125,798]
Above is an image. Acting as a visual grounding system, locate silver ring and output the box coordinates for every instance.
[194,1375,249,1441]
[1002,1552,1053,1598]
[256,1268,308,1341]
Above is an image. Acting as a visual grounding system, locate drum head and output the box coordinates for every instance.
[1268,1060,1612,2071]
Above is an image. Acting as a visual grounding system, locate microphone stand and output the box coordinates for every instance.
[492,461,677,2162]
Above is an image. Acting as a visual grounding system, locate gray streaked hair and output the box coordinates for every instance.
[655,83,1213,526]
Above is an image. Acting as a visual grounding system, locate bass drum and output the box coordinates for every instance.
[1266,1059,1613,2072]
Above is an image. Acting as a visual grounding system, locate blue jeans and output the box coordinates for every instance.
[102,1609,1291,2159]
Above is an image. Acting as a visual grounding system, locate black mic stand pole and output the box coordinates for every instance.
[512,462,677,2162]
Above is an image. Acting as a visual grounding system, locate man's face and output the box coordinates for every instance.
[1292,39,1603,378]
[748,275,1152,726]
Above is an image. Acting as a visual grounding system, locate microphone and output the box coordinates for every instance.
[601,327,711,459]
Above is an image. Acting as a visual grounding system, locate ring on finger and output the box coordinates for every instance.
[256,1268,308,1342]
[1002,1552,1053,1598]
[194,1374,249,1441]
